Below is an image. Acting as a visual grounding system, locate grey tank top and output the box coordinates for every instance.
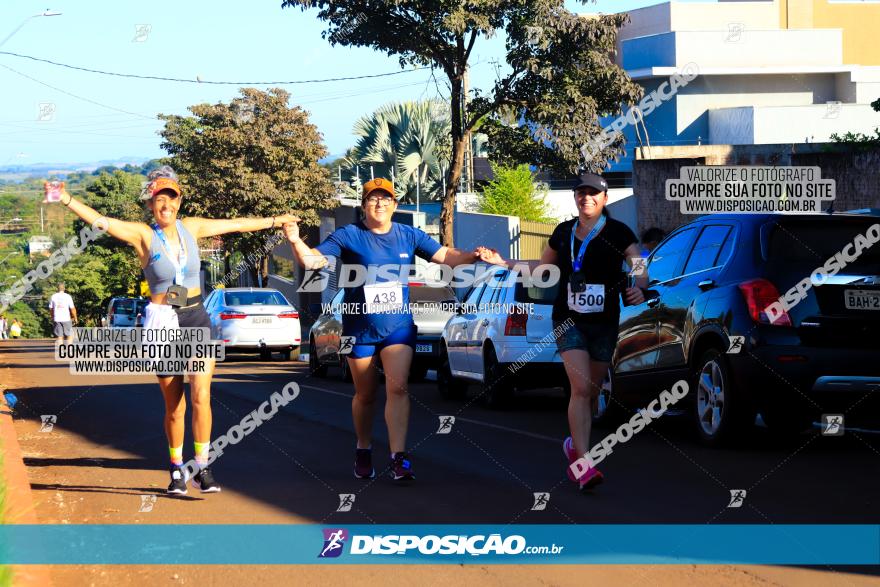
[143,220,201,293]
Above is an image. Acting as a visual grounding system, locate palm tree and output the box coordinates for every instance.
[347,100,451,204]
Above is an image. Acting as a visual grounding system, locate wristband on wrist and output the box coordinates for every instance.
[63,193,72,206]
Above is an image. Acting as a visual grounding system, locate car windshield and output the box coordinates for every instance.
[224,291,289,306]
[766,218,880,267]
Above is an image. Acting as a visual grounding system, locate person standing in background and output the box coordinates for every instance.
[9,319,22,339]
[49,283,77,342]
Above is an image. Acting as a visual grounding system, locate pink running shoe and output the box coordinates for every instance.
[578,466,604,492]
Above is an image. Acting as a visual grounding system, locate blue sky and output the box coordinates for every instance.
[0,0,714,166]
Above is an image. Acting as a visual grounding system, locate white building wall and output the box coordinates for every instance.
[673,29,843,68]
[751,104,880,143]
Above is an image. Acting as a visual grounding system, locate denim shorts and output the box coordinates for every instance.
[553,321,619,363]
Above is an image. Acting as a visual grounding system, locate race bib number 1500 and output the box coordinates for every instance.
[567,284,605,313]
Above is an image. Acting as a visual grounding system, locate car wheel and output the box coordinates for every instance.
[692,349,754,447]
[437,347,467,400]
[309,339,328,378]
[340,355,353,383]
[480,347,513,409]
[409,363,428,383]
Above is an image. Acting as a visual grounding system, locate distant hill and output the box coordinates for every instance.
[0,157,152,181]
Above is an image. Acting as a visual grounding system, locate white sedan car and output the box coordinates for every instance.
[203,287,301,360]
[439,266,567,408]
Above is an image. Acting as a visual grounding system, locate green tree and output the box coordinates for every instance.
[283,0,640,245]
[158,87,337,284]
[479,163,552,222]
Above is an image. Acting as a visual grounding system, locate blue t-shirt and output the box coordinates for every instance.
[315,221,443,343]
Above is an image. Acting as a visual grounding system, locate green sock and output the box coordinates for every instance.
[194,441,210,467]
[169,445,183,467]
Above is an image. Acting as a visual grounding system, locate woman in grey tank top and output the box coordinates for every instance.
[45,166,297,495]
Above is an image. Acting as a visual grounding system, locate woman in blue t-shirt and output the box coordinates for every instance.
[284,178,483,482]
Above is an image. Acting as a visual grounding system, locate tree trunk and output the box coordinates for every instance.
[440,76,466,248]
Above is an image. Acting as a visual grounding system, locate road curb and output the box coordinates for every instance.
[1,368,53,586]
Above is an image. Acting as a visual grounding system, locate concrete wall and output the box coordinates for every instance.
[791,148,880,211]
[710,103,880,144]
[453,212,520,258]
[631,143,880,235]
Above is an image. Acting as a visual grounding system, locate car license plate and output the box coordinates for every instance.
[252,316,273,324]
[415,344,432,354]
[844,289,880,310]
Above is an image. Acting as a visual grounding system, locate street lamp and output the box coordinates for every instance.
[0,10,63,49]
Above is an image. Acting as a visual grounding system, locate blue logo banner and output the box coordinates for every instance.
[1,525,878,565]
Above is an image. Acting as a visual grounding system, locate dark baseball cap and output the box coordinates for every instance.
[573,173,608,192]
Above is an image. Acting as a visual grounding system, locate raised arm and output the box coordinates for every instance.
[50,184,148,250]
[282,220,329,271]
[183,213,299,239]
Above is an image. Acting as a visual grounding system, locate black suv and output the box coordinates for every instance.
[608,212,880,446]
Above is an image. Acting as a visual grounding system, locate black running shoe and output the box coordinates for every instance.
[167,466,187,495]
[389,452,415,482]
[192,466,221,493]
[354,448,375,479]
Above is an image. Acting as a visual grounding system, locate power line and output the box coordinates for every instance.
[0,50,431,85]
[0,63,154,119]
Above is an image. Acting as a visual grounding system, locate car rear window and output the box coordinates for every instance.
[410,284,457,304]
[514,280,558,304]
[112,300,135,314]
[225,291,289,306]
[766,218,880,266]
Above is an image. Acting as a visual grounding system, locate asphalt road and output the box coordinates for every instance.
[5,339,879,529]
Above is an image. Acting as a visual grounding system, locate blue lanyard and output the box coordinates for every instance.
[152,221,187,285]
[570,215,606,273]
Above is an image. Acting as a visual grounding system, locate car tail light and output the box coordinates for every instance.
[738,279,792,326]
[277,311,299,319]
[504,305,529,336]
[220,311,247,320]
[409,282,424,287]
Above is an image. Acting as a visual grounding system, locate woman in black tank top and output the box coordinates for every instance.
[477,173,650,493]
[45,166,297,495]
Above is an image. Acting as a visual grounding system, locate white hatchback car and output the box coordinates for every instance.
[203,287,301,360]
[438,266,567,407]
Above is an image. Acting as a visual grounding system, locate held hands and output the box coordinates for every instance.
[624,286,646,306]
[273,213,299,227]
[282,217,302,244]
[474,246,506,267]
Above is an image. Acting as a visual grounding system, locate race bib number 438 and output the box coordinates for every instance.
[567,284,605,313]
[364,281,404,313]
